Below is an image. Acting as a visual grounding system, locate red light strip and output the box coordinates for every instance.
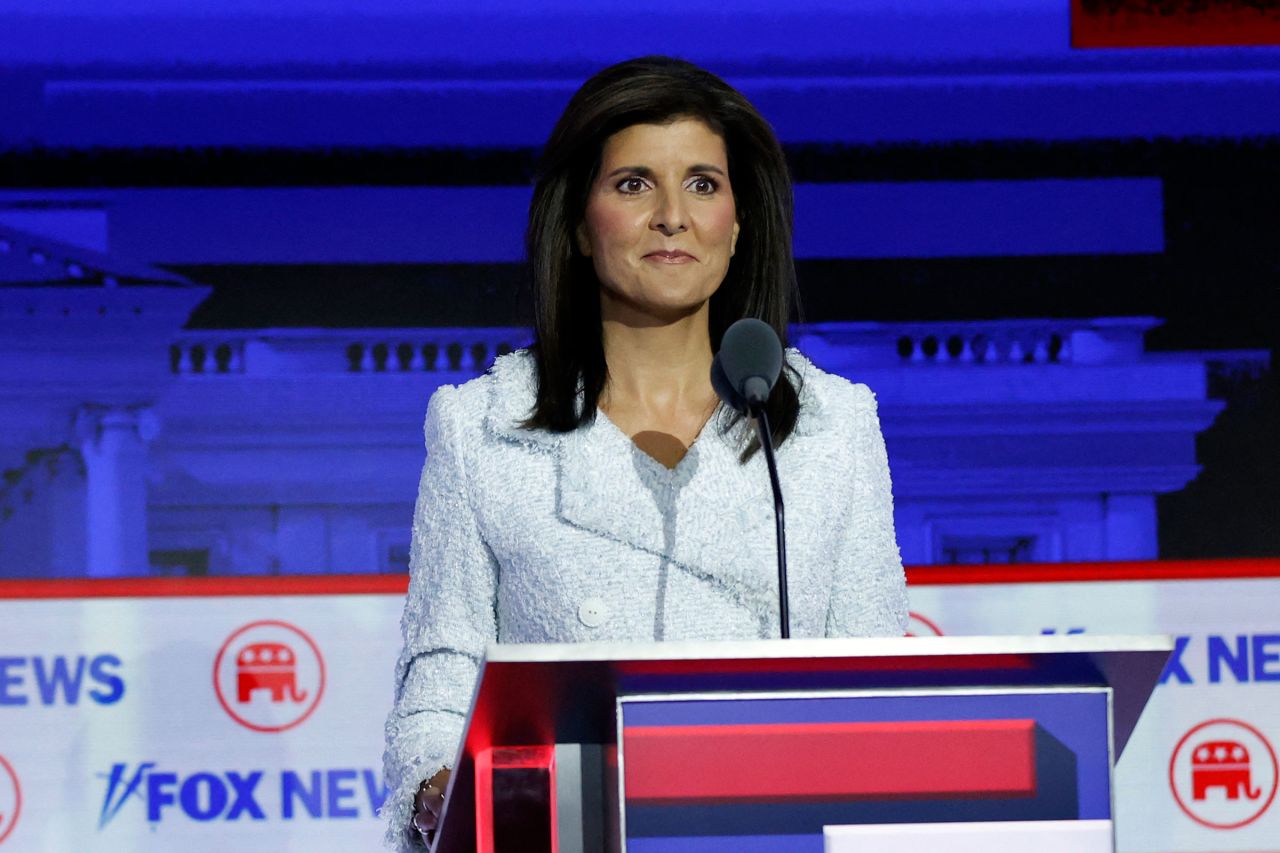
[474,746,557,853]
[1072,0,1280,48]
[0,573,409,599]
[0,558,1275,600]
[906,557,1280,586]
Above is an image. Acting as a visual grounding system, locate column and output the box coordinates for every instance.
[1103,493,1158,560]
[74,406,160,577]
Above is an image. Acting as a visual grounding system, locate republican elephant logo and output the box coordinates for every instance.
[905,611,944,637]
[1170,718,1277,830]
[1192,740,1262,801]
[236,641,308,704]
[0,752,20,846]
[214,620,326,733]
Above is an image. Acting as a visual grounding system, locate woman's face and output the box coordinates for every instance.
[578,118,740,324]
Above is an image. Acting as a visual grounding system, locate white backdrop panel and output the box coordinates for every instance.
[909,575,1280,853]
[1,568,1277,852]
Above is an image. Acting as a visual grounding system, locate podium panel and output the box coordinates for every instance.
[824,819,1114,852]
[618,688,1111,852]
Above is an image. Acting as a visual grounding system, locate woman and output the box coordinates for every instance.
[383,56,907,850]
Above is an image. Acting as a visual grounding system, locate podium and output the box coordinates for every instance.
[431,635,1172,853]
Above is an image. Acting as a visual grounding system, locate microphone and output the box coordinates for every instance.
[717,318,783,406]
[712,319,791,639]
[710,355,747,415]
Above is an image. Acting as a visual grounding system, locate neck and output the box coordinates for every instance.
[599,297,714,412]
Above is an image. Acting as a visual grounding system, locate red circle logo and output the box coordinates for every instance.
[1169,718,1278,829]
[906,611,944,637]
[213,620,326,733]
[0,753,21,846]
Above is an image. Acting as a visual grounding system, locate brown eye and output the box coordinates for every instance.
[617,177,648,194]
[690,177,717,194]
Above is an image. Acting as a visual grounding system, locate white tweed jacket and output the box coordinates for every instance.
[382,349,906,850]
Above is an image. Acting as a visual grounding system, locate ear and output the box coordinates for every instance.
[575,222,593,257]
[730,219,740,257]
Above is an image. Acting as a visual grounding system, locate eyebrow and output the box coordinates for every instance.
[604,163,728,179]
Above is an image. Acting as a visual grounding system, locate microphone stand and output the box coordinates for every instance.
[750,403,790,639]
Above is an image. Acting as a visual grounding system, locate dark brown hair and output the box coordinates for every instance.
[522,56,801,458]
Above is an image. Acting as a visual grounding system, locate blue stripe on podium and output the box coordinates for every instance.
[628,836,822,853]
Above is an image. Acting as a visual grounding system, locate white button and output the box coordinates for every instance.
[577,597,608,628]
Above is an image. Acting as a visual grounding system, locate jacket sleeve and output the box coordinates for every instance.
[825,385,909,638]
[383,384,499,851]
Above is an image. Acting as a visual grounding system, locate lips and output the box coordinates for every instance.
[643,250,696,263]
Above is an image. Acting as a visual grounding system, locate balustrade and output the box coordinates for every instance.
[894,327,1068,365]
[170,328,530,376]
[343,336,523,374]
[170,338,246,375]
[169,320,1173,376]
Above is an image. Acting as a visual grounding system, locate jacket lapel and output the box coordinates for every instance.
[556,416,674,555]
[555,406,780,619]
[660,422,780,616]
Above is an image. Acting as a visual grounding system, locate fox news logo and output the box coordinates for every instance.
[1160,633,1280,686]
[97,763,387,827]
[0,654,124,707]
[213,620,325,732]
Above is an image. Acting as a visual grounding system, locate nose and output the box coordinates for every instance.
[650,188,688,236]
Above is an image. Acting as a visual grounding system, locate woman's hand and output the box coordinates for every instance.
[411,767,452,847]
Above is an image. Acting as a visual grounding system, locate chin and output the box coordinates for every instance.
[602,281,717,323]
[611,297,709,326]
[639,284,716,312]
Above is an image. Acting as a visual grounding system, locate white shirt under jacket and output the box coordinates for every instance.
[381,348,907,850]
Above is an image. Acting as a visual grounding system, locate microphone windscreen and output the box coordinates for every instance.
[719,319,783,404]
[711,354,749,414]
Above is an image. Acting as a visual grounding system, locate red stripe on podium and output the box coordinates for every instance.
[623,719,1037,804]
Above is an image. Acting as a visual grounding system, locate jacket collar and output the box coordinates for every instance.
[482,348,827,446]
[482,350,825,626]
[482,351,558,449]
